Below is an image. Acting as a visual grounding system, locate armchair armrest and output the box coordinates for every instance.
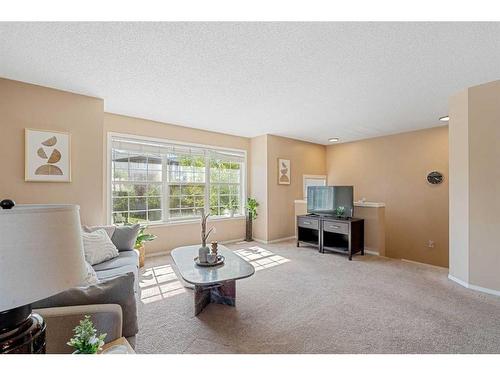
[34,304,123,354]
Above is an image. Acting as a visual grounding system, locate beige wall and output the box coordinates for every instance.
[326,126,449,267]
[266,135,326,241]
[355,206,386,256]
[449,80,500,292]
[0,78,105,224]
[249,135,268,241]
[103,113,251,254]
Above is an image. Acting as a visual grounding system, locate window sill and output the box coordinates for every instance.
[146,214,246,228]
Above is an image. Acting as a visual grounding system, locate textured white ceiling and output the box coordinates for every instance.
[1,22,500,144]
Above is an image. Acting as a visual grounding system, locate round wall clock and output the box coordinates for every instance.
[427,171,444,185]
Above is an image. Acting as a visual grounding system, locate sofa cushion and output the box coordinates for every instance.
[92,250,139,272]
[111,224,140,251]
[95,263,139,295]
[32,273,138,338]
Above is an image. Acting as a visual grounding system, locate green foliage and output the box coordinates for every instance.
[335,206,345,216]
[67,315,106,354]
[246,197,259,220]
[135,226,157,249]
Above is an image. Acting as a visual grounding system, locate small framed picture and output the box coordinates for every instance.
[278,158,291,185]
[25,128,71,182]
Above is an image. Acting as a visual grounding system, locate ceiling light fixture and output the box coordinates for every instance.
[328,137,340,143]
[439,116,450,122]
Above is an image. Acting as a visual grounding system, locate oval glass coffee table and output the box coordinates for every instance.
[171,245,255,316]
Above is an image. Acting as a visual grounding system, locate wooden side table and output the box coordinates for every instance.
[100,337,135,354]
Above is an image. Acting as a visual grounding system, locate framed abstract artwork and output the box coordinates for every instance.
[278,158,291,185]
[25,128,71,182]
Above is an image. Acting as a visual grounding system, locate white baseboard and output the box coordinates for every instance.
[448,274,500,297]
[253,236,296,244]
[401,258,448,270]
[447,274,469,288]
[364,250,379,256]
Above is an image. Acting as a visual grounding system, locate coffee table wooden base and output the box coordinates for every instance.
[194,280,236,316]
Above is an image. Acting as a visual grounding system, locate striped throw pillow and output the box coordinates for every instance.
[82,228,119,266]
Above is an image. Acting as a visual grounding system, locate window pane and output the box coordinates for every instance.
[229,170,240,183]
[148,210,162,222]
[129,169,148,181]
[169,185,181,196]
[113,197,128,212]
[181,208,196,217]
[113,183,131,197]
[169,197,180,208]
[129,211,147,223]
[169,209,181,218]
[148,196,161,210]
[148,170,162,182]
[130,197,147,211]
[113,212,128,224]
[220,195,230,207]
[147,184,162,196]
[194,196,205,208]
[210,193,218,207]
[132,184,148,197]
[180,196,194,208]
[219,185,230,195]
[113,167,128,181]
[229,184,240,195]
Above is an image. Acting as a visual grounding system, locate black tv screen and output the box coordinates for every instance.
[307,186,354,217]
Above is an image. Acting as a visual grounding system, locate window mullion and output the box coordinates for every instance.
[205,152,210,216]
[162,155,169,223]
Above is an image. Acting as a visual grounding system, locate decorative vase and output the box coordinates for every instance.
[198,246,209,263]
[207,253,216,264]
[211,241,218,255]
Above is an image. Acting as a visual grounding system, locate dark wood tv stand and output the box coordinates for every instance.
[297,215,364,260]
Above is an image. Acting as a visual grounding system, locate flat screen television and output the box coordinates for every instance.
[307,186,354,218]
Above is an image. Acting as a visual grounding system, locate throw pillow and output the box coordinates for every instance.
[32,272,138,338]
[111,224,141,252]
[82,228,119,265]
[82,225,116,239]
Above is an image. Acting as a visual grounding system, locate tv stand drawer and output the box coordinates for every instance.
[323,221,349,234]
[297,217,319,230]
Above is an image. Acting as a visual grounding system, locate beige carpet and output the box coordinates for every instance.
[136,240,500,354]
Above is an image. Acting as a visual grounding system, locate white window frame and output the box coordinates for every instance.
[106,132,247,226]
[303,174,327,199]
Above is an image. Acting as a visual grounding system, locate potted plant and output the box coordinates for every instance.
[245,197,259,241]
[135,225,157,268]
[67,315,106,354]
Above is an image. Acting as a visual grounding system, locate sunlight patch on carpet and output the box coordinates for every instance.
[233,246,290,271]
[140,264,186,304]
